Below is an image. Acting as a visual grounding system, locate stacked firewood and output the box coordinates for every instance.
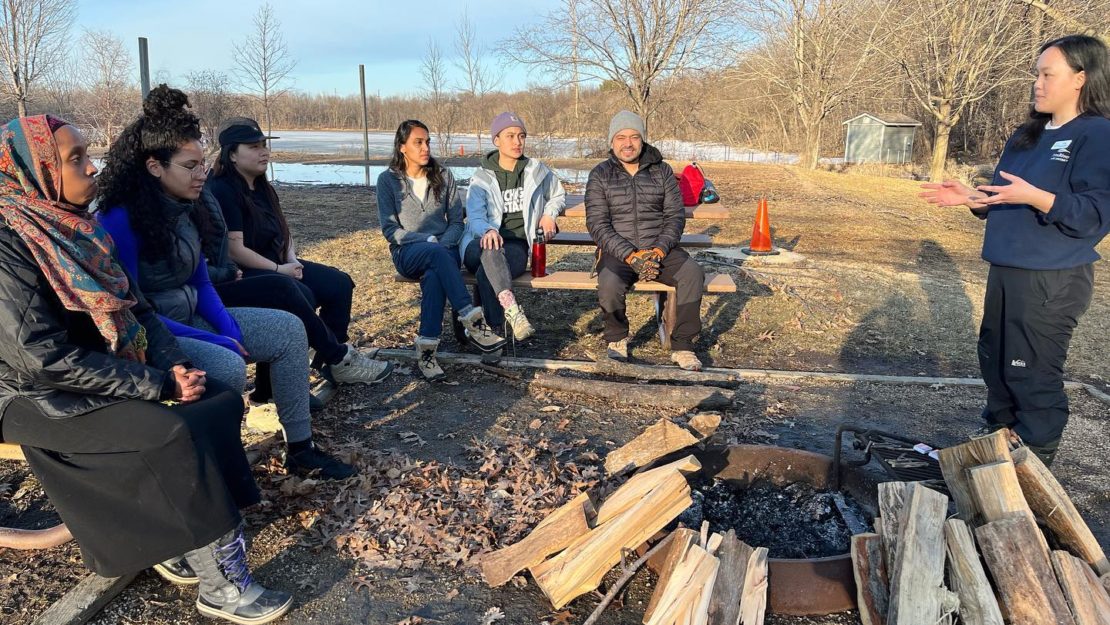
[479,414,773,624]
[851,429,1110,625]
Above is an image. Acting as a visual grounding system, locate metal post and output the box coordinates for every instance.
[138,38,150,100]
[359,65,370,186]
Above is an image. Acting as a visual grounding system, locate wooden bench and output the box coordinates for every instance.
[0,442,73,550]
[394,270,737,349]
[550,232,714,248]
[561,201,730,220]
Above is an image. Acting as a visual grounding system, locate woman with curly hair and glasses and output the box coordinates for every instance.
[0,114,293,624]
[97,85,357,480]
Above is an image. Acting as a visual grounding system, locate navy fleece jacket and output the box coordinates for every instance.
[981,114,1110,269]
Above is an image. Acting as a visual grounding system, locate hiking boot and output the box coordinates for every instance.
[154,555,198,585]
[328,345,393,385]
[481,348,503,365]
[284,443,357,480]
[459,307,507,353]
[504,304,535,341]
[185,526,293,625]
[415,337,447,382]
[606,338,629,361]
[671,350,703,371]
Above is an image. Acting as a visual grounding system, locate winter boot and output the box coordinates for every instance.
[606,338,629,361]
[504,304,536,341]
[415,336,447,382]
[459,307,507,353]
[670,350,703,372]
[153,555,198,585]
[185,526,293,624]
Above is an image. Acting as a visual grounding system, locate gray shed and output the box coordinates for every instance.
[842,113,922,164]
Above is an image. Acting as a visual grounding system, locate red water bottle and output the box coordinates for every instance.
[531,226,547,277]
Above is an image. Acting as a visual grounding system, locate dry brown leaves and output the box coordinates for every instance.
[309,435,600,572]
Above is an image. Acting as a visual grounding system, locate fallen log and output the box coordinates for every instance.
[586,353,742,385]
[851,533,889,625]
[886,483,951,625]
[532,470,692,609]
[1012,447,1110,576]
[944,519,1004,625]
[532,373,735,412]
[480,491,595,587]
[604,420,701,476]
[1051,550,1110,625]
[739,547,769,625]
[976,515,1076,625]
[937,429,1013,524]
[708,530,753,625]
[31,572,138,625]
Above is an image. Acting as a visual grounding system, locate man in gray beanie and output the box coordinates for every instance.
[585,110,705,371]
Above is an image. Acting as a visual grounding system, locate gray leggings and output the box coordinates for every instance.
[177,307,311,443]
[463,238,530,328]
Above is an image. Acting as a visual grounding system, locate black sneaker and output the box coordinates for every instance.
[284,444,357,480]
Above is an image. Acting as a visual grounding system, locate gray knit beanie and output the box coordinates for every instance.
[608,110,646,144]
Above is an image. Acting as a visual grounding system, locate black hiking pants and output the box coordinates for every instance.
[597,248,704,351]
[978,264,1094,458]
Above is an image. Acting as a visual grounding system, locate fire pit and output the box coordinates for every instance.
[689,444,875,616]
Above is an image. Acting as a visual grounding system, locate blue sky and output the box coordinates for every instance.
[77,0,561,96]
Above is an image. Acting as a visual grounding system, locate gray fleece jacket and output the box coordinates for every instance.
[376,167,464,253]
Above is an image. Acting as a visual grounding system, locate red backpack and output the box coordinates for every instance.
[676,162,706,207]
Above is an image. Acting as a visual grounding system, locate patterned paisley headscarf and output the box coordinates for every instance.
[0,115,146,362]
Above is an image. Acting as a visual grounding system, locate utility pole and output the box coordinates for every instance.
[359,64,370,186]
[138,37,150,100]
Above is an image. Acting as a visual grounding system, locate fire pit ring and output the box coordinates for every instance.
[692,444,872,616]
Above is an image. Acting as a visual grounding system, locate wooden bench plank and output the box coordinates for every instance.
[561,202,730,220]
[393,270,736,293]
[31,572,138,625]
[0,442,26,461]
[549,232,714,248]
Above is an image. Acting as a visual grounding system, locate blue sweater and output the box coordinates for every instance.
[98,206,244,355]
[982,114,1110,269]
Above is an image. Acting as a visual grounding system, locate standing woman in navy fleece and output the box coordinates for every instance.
[921,35,1110,466]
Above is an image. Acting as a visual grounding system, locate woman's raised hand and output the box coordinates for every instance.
[976,171,1055,213]
[919,180,980,207]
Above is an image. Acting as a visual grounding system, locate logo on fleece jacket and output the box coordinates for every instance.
[1050,140,1072,163]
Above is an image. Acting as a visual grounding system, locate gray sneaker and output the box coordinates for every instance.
[504,304,536,341]
[329,345,393,385]
[606,338,629,361]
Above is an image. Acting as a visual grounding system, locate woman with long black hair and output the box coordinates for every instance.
[206,117,391,388]
[0,115,292,624]
[97,86,356,480]
[377,119,506,381]
[921,34,1110,466]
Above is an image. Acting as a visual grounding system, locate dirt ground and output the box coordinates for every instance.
[1,162,1107,625]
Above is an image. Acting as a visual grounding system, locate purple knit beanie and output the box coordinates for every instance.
[491,112,526,138]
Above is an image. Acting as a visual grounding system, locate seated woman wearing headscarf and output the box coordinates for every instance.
[0,115,293,624]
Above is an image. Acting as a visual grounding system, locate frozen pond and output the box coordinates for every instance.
[270,162,593,186]
[270,129,799,165]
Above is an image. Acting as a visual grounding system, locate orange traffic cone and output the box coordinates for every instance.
[742,197,779,256]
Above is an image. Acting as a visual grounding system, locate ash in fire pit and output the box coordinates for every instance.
[679,479,871,559]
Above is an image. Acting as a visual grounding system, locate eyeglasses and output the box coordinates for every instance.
[165,160,210,178]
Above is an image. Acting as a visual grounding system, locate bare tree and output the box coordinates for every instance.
[739,0,893,169]
[421,39,459,156]
[232,3,295,135]
[888,0,1033,180]
[82,28,134,145]
[185,70,240,147]
[504,0,736,125]
[0,0,75,116]
[454,8,500,151]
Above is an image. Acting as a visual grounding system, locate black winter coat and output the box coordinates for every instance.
[584,143,686,261]
[0,227,187,420]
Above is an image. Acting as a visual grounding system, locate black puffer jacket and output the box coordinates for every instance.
[584,143,685,261]
[0,227,186,420]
